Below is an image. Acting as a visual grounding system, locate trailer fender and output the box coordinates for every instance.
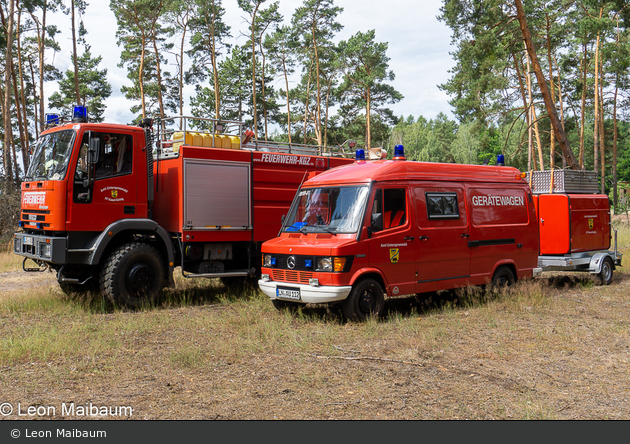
[89,219,175,284]
[588,253,615,274]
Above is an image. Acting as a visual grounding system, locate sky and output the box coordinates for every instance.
[47,0,457,126]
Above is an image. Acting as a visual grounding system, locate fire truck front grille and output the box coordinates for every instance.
[21,209,51,227]
[272,270,314,284]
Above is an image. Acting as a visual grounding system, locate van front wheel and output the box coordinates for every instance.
[342,279,385,322]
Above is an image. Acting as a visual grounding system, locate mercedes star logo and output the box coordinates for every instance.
[287,256,296,269]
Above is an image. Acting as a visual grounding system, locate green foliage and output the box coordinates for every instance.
[47,46,112,122]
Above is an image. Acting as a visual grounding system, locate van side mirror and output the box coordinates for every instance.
[371,213,383,232]
[88,137,100,164]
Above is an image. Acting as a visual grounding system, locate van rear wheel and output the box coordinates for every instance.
[491,266,515,289]
[342,279,385,322]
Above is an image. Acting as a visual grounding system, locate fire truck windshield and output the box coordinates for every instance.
[284,185,370,234]
[25,129,76,181]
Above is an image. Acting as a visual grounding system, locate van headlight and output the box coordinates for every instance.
[317,256,351,272]
[317,257,332,271]
[263,254,276,267]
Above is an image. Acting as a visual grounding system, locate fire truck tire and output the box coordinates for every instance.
[100,242,165,307]
[597,257,614,285]
[342,278,385,322]
[491,266,515,289]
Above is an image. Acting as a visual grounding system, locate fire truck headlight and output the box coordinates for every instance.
[39,242,52,259]
[14,237,21,253]
[263,254,276,267]
[261,274,270,282]
[317,257,333,271]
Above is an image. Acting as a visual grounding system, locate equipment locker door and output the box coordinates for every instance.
[366,186,418,297]
[413,185,471,293]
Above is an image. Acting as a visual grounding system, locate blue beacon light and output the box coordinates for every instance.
[72,105,88,123]
[355,149,365,161]
[497,154,505,166]
[45,114,60,127]
[393,144,406,160]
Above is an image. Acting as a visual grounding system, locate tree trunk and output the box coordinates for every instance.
[16,8,30,172]
[593,31,601,175]
[515,0,578,169]
[546,13,555,169]
[71,0,81,104]
[3,0,16,193]
[311,20,322,146]
[282,57,292,144]
[579,41,587,169]
[612,84,618,213]
[599,69,605,194]
[365,89,371,150]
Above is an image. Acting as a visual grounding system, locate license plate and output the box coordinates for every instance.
[23,236,34,246]
[29,214,37,221]
[277,286,301,301]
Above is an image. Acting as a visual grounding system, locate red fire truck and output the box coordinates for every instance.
[13,107,354,306]
[258,145,623,321]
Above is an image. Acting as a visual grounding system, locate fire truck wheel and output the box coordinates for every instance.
[491,266,515,289]
[100,242,164,307]
[342,278,385,322]
[597,257,614,285]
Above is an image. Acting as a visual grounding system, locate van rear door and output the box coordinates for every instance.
[413,185,471,293]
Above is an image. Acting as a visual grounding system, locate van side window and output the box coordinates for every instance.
[426,193,459,219]
[383,188,406,229]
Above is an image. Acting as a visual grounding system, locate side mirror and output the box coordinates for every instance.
[280,214,285,224]
[88,137,100,164]
[371,213,383,232]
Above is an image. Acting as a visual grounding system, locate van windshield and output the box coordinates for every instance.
[284,185,370,234]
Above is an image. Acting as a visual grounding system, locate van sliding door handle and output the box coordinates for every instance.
[461,233,470,238]
[404,236,414,241]
[419,236,429,241]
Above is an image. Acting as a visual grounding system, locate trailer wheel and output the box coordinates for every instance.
[597,257,614,286]
[491,266,515,289]
[342,278,385,322]
[100,242,164,307]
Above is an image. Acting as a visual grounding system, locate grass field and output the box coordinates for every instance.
[0,220,628,419]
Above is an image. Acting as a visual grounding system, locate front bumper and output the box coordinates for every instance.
[258,279,352,304]
[13,232,66,264]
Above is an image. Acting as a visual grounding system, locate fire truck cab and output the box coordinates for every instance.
[258,145,542,321]
[13,107,354,306]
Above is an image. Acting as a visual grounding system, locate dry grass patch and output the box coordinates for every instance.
[0,223,629,419]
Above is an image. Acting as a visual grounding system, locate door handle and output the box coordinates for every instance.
[461,233,470,238]
[419,236,429,241]
[404,236,414,241]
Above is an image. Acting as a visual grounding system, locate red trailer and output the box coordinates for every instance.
[529,170,622,285]
[13,109,354,306]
